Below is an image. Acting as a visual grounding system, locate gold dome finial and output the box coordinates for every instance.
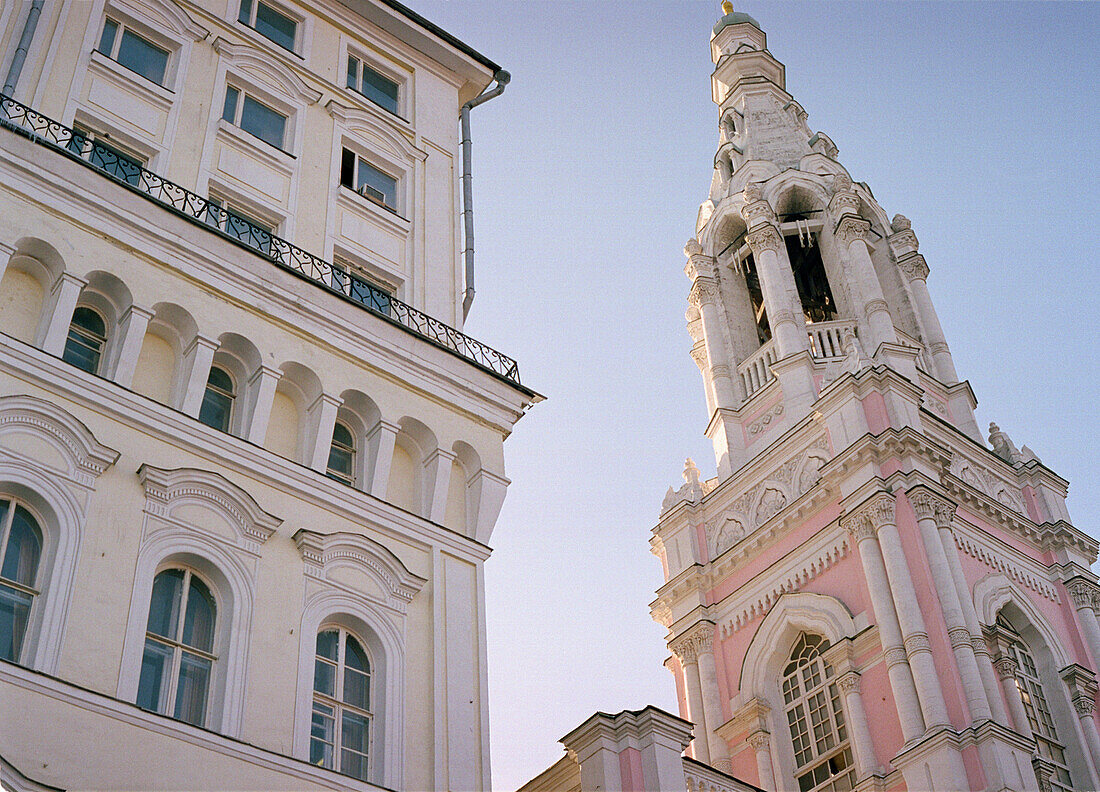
[721,1,734,14]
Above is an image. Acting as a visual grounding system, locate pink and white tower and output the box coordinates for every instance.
[652,8,1100,792]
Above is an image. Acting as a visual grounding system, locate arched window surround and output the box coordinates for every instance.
[292,529,425,790]
[118,466,279,736]
[0,395,119,674]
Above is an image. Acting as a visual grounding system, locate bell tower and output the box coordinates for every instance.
[653,7,1100,792]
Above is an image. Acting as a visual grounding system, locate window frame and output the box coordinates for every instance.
[136,567,218,728]
[62,305,109,375]
[236,0,301,54]
[96,15,172,88]
[339,147,399,214]
[311,626,374,781]
[325,421,356,486]
[198,366,236,434]
[221,82,290,153]
[0,497,44,666]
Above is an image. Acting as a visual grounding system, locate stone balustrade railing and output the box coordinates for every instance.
[739,318,858,398]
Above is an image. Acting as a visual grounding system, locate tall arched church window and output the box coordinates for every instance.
[326,422,355,485]
[136,568,217,727]
[0,498,42,663]
[782,633,856,792]
[311,627,373,781]
[198,366,235,433]
[997,614,1074,791]
[62,306,107,374]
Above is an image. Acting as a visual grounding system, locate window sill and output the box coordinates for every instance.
[215,119,296,173]
[336,186,411,238]
[343,86,411,130]
[88,50,176,112]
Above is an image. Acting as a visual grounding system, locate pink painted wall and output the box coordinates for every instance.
[617,747,644,792]
[861,392,889,434]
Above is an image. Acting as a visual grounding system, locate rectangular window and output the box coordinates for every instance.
[331,258,393,316]
[346,56,399,116]
[238,0,297,52]
[204,198,274,256]
[68,126,145,187]
[340,148,397,211]
[222,85,287,151]
[97,17,169,86]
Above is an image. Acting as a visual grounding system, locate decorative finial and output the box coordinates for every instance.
[722,1,734,14]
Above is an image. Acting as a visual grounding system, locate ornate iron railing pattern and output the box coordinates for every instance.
[0,94,523,386]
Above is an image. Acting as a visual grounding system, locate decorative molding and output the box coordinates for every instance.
[746,731,770,751]
[688,278,720,308]
[883,647,908,669]
[903,632,931,656]
[292,529,426,614]
[212,38,322,104]
[948,455,1027,517]
[948,626,973,650]
[746,403,784,436]
[0,394,120,486]
[834,215,871,246]
[953,531,1059,602]
[745,224,782,254]
[896,253,929,282]
[992,656,1018,680]
[839,491,896,539]
[837,671,861,693]
[907,487,956,529]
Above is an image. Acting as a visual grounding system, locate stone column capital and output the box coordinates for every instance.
[1065,577,1100,611]
[746,730,771,751]
[907,487,956,528]
[840,491,896,539]
[745,223,783,255]
[672,621,715,663]
[688,277,720,308]
[896,252,929,282]
[992,655,1019,681]
[837,671,861,694]
[834,214,872,247]
[689,343,709,372]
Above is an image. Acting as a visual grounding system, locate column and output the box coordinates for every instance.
[688,275,738,410]
[366,419,399,498]
[243,364,281,443]
[747,731,776,791]
[870,493,952,729]
[37,271,86,355]
[1060,665,1100,785]
[177,334,219,415]
[690,622,732,771]
[836,671,876,778]
[109,304,154,387]
[841,508,926,742]
[671,638,710,763]
[988,646,1030,735]
[832,215,897,352]
[909,488,993,723]
[424,448,457,523]
[1065,578,1100,671]
[745,222,807,358]
[306,393,343,473]
[940,519,1011,727]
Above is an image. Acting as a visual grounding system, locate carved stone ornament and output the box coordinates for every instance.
[883,646,909,668]
[743,182,764,204]
[689,345,709,372]
[746,731,771,751]
[688,278,720,308]
[742,199,776,228]
[840,492,896,539]
[832,173,853,195]
[1073,695,1096,717]
[684,238,703,258]
[992,655,1019,680]
[890,214,912,233]
[896,253,930,282]
[746,224,783,254]
[1065,579,1100,611]
[903,632,932,656]
[834,215,872,247]
[948,626,973,650]
[670,635,699,665]
[672,622,715,664]
[837,672,861,694]
[908,489,953,524]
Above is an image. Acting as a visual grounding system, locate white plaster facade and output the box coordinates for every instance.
[0,1,537,790]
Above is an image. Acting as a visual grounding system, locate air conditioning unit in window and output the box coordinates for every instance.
[357,184,385,203]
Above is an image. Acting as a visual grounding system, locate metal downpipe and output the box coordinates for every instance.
[3,0,45,97]
[460,69,509,320]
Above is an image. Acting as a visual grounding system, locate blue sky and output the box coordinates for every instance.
[402,2,1100,787]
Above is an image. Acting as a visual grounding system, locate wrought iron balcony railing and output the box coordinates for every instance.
[0,94,524,387]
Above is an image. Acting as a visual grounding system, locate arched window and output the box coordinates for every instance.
[781,633,855,792]
[0,498,42,664]
[62,306,107,374]
[326,422,355,485]
[311,627,372,781]
[198,366,235,433]
[136,568,217,727]
[998,614,1074,791]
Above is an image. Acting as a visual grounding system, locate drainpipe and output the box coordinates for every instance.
[460,69,509,321]
[3,0,45,97]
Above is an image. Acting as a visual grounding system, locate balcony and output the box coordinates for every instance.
[738,317,856,399]
[0,95,524,388]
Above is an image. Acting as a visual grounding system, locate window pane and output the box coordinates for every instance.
[340,148,355,188]
[1,506,41,587]
[198,388,232,432]
[146,569,184,639]
[341,710,370,778]
[238,0,252,25]
[222,86,239,123]
[347,57,358,90]
[136,638,173,713]
[174,651,211,726]
[99,18,119,54]
[0,583,33,662]
[254,1,297,51]
[316,629,339,661]
[327,445,353,482]
[343,666,370,711]
[116,29,169,86]
[63,307,106,373]
[207,366,233,393]
[314,657,336,697]
[310,701,335,768]
[239,95,286,149]
[359,64,399,115]
[356,160,397,209]
[182,576,216,652]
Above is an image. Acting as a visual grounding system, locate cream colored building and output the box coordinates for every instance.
[0,1,536,790]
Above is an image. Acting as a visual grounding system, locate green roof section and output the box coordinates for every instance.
[713,9,761,36]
